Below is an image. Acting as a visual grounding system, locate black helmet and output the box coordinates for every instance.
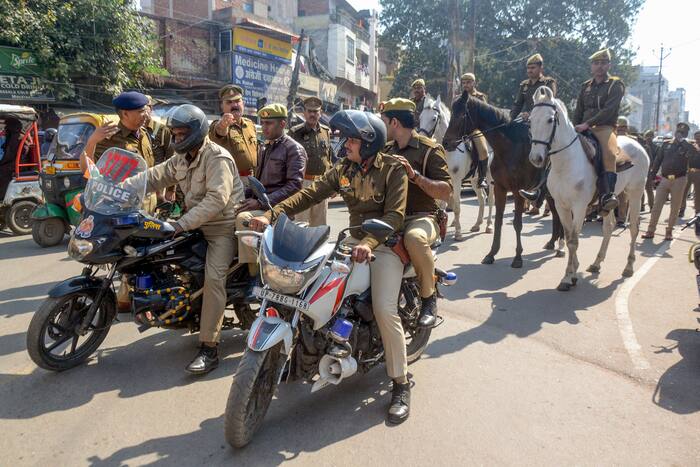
[166,104,208,153]
[329,110,386,160]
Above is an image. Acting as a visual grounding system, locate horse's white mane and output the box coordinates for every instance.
[533,87,570,122]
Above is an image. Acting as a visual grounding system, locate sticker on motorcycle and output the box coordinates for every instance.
[75,215,95,238]
[143,220,161,230]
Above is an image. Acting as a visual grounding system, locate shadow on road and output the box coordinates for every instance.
[86,370,392,466]
[0,281,60,318]
[653,327,700,414]
[0,327,248,419]
[0,331,26,357]
[427,277,624,360]
[0,236,67,261]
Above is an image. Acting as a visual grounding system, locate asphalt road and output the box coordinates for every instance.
[1,196,699,466]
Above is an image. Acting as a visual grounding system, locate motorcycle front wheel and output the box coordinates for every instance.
[224,343,284,448]
[26,291,116,371]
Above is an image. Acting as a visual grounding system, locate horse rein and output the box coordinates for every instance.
[418,104,443,138]
[530,102,578,157]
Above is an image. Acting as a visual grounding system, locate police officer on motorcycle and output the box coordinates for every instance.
[249,110,413,424]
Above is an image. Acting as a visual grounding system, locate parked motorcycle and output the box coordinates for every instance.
[26,148,255,371]
[683,214,700,313]
[223,177,457,448]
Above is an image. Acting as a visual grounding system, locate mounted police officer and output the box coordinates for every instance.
[449,73,489,189]
[249,110,413,424]
[411,78,427,127]
[380,98,452,328]
[572,48,626,214]
[289,96,333,226]
[516,54,558,205]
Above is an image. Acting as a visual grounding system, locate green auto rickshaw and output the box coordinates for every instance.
[31,112,117,247]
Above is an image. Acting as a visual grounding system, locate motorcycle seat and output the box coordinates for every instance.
[272,213,330,262]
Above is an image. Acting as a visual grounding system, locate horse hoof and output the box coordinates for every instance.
[470,225,480,232]
[587,265,600,273]
[555,250,565,258]
[543,241,555,250]
[557,282,571,292]
[511,258,523,269]
[482,255,494,265]
[622,268,634,278]
[485,227,492,233]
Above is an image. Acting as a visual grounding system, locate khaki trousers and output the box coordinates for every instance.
[296,178,328,227]
[647,176,687,233]
[236,209,265,264]
[345,238,408,380]
[198,223,237,343]
[403,216,439,298]
[471,131,489,161]
[591,126,618,172]
[681,170,700,213]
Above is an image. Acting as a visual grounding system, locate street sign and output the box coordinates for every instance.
[0,74,54,102]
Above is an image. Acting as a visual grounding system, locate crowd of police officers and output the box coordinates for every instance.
[77,46,699,425]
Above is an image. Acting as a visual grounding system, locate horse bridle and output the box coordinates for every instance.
[530,102,578,157]
[418,103,443,138]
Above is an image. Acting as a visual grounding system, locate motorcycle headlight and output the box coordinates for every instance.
[68,237,94,261]
[260,248,323,295]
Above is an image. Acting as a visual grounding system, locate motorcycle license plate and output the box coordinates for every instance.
[253,286,309,311]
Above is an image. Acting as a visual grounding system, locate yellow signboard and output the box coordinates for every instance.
[233,27,292,64]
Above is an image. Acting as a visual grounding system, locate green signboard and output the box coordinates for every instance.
[0,46,43,76]
[0,74,54,102]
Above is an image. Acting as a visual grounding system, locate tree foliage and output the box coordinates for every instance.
[380,0,644,111]
[0,0,161,98]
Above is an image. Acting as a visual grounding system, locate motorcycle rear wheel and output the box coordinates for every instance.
[26,292,116,371]
[224,343,283,448]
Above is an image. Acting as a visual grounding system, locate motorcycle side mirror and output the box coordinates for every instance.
[361,219,394,241]
[248,176,272,211]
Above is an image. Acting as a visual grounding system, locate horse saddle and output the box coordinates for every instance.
[578,133,633,174]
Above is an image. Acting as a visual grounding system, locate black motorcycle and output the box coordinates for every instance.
[26,148,255,371]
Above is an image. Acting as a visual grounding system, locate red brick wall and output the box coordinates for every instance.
[298,0,329,16]
[153,0,210,21]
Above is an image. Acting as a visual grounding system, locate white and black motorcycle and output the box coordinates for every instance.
[224,178,457,448]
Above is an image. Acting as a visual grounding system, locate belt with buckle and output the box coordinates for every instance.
[304,174,321,181]
[689,168,700,173]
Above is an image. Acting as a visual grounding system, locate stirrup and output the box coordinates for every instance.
[519,188,539,201]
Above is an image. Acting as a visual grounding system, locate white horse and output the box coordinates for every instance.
[528,87,649,291]
[419,95,493,240]
[445,143,494,240]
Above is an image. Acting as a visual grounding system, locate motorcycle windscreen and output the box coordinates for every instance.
[50,122,96,161]
[82,148,148,215]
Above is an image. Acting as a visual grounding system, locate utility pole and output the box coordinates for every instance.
[287,29,306,124]
[446,0,460,103]
[464,0,476,74]
[654,44,672,132]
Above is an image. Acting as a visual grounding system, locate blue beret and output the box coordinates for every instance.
[112,91,149,110]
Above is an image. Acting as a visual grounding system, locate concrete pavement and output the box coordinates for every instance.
[1,196,699,466]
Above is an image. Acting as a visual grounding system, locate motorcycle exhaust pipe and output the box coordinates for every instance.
[311,354,357,393]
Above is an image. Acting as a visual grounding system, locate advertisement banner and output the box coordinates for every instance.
[232,52,292,111]
[233,27,292,64]
[0,46,43,76]
[0,74,54,101]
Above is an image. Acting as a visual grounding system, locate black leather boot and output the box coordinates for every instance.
[598,171,618,213]
[387,380,411,424]
[185,345,219,375]
[477,159,488,189]
[417,294,437,328]
[519,166,548,202]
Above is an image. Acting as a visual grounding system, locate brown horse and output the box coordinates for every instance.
[443,94,563,268]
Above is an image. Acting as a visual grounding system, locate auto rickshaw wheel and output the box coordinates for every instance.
[6,200,37,236]
[32,217,66,247]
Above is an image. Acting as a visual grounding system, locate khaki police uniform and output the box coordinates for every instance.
[208,117,258,178]
[383,127,452,298]
[145,136,244,343]
[146,117,174,165]
[511,76,557,119]
[289,121,332,226]
[646,136,693,236]
[458,74,489,162]
[265,153,409,379]
[573,73,625,172]
[684,142,700,213]
[411,78,426,127]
